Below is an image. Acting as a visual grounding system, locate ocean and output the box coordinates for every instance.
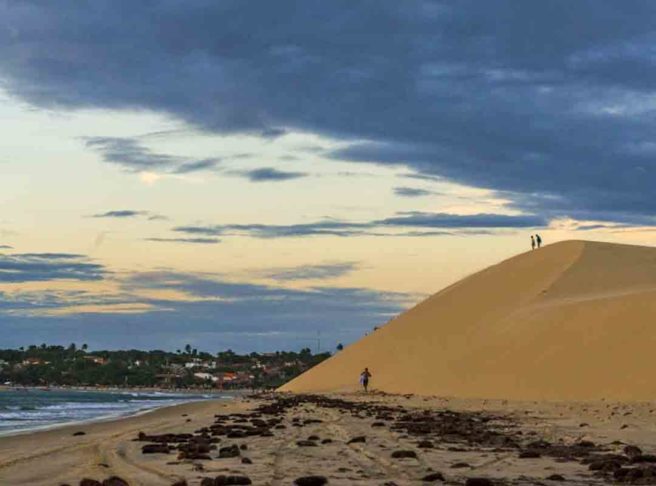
[0,388,228,435]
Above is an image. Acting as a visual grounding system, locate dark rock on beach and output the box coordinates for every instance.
[294,476,328,486]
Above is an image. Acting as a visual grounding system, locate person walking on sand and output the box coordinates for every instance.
[360,367,372,393]
[536,234,542,248]
[531,235,535,250]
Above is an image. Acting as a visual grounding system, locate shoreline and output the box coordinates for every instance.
[0,388,243,439]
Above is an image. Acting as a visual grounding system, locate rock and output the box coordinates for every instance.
[519,450,541,458]
[79,480,102,486]
[546,474,565,481]
[308,435,320,441]
[171,481,188,486]
[624,445,643,459]
[465,479,494,486]
[218,444,240,458]
[391,450,417,459]
[102,478,129,486]
[321,439,332,444]
[422,471,445,481]
[297,440,317,447]
[293,476,328,486]
[450,462,470,468]
[200,479,215,486]
[142,443,170,454]
[241,457,252,464]
[239,444,248,450]
[347,436,366,444]
[417,440,433,449]
[214,475,252,485]
[72,431,86,436]
[371,422,385,427]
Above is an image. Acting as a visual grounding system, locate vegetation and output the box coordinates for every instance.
[0,344,330,389]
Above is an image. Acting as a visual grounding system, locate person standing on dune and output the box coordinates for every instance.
[531,235,536,250]
[360,368,372,393]
[536,234,542,248]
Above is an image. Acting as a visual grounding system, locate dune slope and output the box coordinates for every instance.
[280,240,656,400]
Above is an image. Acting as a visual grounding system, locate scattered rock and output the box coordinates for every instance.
[241,457,253,464]
[297,440,317,447]
[102,478,129,486]
[79,480,101,486]
[422,471,445,481]
[624,445,642,459]
[546,474,565,481]
[465,479,494,486]
[519,450,541,458]
[72,431,86,436]
[347,436,366,444]
[391,450,417,459]
[294,476,328,486]
[218,444,241,458]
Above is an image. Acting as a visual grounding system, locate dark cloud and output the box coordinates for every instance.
[263,262,359,281]
[2,2,655,221]
[91,209,168,221]
[242,167,307,182]
[0,253,105,283]
[92,210,147,218]
[84,137,219,173]
[145,237,220,244]
[394,187,433,197]
[0,271,413,351]
[0,245,13,250]
[173,212,546,239]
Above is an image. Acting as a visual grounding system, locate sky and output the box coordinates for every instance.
[1,1,656,352]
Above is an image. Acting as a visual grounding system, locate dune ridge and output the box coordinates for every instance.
[280,240,656,401]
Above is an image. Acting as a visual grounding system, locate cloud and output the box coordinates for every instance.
[0,253,105,283]
[394,187,434,197]
[241,167,307,182]
[0,245,13,250]
[92,210,147,218]
[173,212,546,239]
[0,270,414,351]
[84,137,220,173]
[145,237,220,244]
[2,2,655,222]
[263,262,359,281]
[91,209,168,220]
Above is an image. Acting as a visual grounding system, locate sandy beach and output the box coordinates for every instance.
[3,392,656,485]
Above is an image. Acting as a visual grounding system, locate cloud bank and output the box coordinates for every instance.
[2,2,656,223]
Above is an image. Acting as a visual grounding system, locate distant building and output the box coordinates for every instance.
[22,357,48,366]
[83,355,108,365]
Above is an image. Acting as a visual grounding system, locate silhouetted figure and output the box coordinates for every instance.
[531,235,536,250]
[360,367,372,393]
[536,234,542,248]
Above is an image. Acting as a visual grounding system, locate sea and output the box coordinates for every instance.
[0,388,230,436]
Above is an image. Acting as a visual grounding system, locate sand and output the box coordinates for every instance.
[281,240,656,401]
[4,392,656,485]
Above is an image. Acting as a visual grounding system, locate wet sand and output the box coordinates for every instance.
[3,392,656,485]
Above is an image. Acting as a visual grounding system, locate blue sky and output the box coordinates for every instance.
[0,1,655,352]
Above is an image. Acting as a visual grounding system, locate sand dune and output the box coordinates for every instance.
[280,240,656,400]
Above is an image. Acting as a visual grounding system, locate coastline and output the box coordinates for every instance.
[0,396,243,485]
[0,390,238,439]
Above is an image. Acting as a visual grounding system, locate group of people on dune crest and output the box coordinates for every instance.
[531,234,543,250]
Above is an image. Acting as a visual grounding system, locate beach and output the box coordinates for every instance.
[3,392,656,485]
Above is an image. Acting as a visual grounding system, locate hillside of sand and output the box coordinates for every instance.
[280,240,656,401]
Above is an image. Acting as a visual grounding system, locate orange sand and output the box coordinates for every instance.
[280,240,656,401]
